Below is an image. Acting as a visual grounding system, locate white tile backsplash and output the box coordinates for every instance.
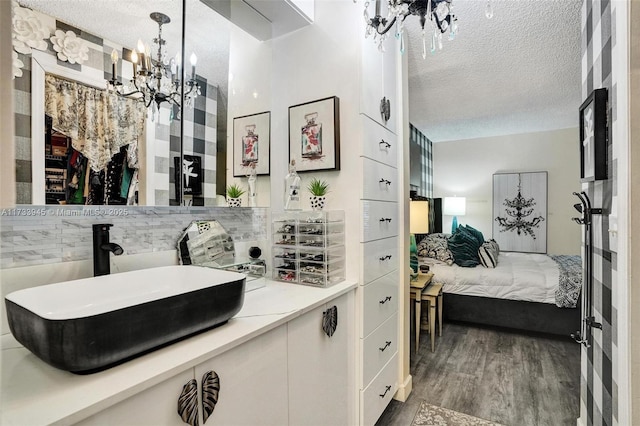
[0,206,268,269]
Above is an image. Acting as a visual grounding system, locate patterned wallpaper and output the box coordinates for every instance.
[168,77,219,206]
[12,5,218,205]
[409,123,433,198]
[0,206,268,270]
[580,0,617,425]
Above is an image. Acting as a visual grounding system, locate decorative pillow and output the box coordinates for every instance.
[416,234,454,265]
[486,239,500,255]
[464,225,485,246]
[447,227,481,267]
[478,242,499,268]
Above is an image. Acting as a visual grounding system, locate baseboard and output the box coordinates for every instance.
[393,374,412,402]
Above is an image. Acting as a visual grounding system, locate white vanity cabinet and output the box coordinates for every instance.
[72,289,355,426]
[194,326,289,426]
[78,329,289,426]
[288,292,354,425]
[76,370,196,426]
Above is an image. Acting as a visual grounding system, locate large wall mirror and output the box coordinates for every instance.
[12,0,231,206]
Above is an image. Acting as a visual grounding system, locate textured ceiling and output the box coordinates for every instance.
[19,0,231,95]
[404,0,582,142]
[20,0,581,144]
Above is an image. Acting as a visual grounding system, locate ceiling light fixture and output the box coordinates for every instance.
[360,0,493,59]
[107,12,200,121]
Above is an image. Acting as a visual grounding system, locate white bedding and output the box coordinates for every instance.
[420,252,560,304]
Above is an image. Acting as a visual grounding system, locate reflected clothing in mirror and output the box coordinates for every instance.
[45,120,136,205]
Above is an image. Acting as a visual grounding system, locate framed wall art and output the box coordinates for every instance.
[492,171,548,253]
[288,96,340,172]
[579,88,608,182]
[233,111,271,177]
[174,155,203,197]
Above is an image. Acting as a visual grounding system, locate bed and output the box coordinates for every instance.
[417,232,582,336]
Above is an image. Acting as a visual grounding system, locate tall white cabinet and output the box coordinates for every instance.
[357,7,401,424]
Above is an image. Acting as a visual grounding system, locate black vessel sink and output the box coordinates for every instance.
[5,266,245,374]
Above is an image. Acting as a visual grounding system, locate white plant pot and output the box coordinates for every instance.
[310,195,326,210]
[227,197,242,207]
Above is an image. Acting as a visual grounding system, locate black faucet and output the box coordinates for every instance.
[92,224,123,276]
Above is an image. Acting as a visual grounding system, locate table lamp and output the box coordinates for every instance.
[443,196,466,233]
[410,200,429,273]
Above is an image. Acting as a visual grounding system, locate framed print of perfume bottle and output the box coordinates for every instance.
[233,111,271,177]
[288,96,340,172]
[301,112,323,160]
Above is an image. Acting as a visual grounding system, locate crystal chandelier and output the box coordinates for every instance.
[107,12,200,120]
[360,0,493,59]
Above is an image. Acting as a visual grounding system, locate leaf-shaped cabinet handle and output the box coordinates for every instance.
[202,370,221,424]
[322,305,338,337]
[177,379,199,426]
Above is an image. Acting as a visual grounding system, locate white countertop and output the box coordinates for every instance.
[1,279,357,426]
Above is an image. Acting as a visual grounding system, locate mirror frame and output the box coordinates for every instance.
[30,51,158,206]
[31,51,107,204]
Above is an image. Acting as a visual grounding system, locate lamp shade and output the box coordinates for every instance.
[443,197,466,216]
[410,201,429,234]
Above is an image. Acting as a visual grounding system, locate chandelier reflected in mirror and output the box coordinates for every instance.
[107,12,200,121]
[359,0,493,59]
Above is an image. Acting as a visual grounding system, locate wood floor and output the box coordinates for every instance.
[376,322,581,426]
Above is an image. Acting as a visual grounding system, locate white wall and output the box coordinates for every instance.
[226,25,273,207]
[433,127,581,255]
[267,1,361,282]
[226,1,363,283]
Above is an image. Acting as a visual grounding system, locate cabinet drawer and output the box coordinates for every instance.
[361,237,398,284]
[363,271,398,337]
[362,158,398,202]
[361,353,398,426]
[361,117,397,167]
[362,200,398,242]
[362,313,397,386]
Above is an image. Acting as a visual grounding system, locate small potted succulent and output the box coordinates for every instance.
[226,184,246,207]
[307,178,329,210]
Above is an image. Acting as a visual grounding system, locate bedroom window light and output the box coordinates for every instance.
[443,196,466,233]
[410,200,429,273]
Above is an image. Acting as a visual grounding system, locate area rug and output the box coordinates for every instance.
[411,401,503,426]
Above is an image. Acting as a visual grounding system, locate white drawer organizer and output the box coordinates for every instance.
[272,210,345,287]
[357,6,400,422]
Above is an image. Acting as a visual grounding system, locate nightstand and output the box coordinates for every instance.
[409,272,443,353]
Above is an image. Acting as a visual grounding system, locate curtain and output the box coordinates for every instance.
[44,74,146,171]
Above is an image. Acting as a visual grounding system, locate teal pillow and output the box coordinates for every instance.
[464,225,485,246]
[448,227,481,267]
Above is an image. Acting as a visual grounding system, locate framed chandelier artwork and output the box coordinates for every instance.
[232,111,271,177]
[288,96,340,172]
[492,171,548,253]
[579,88,608,182]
